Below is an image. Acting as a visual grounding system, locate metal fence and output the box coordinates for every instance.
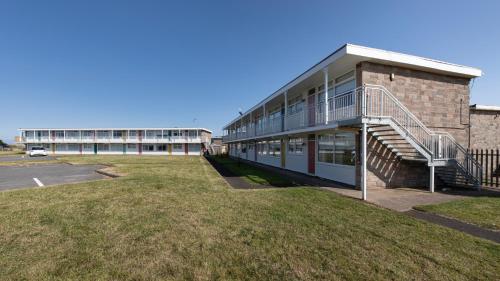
[469,149,500,188]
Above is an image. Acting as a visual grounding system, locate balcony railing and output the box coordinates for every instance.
[222,87,365,141]
[19,136,204,143]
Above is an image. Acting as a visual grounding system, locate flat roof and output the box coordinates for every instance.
[470,104,500,111]
[224,44,482,128]
[19,127,213,133]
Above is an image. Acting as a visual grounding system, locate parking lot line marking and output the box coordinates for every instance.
[33,178,44,187]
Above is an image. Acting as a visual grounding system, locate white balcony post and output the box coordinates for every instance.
[361,122,367,200]
[429,165,435,193]
[250,111,253,136]
[323,68,329,124]
[63,130,66,142]
[284,91,288,131]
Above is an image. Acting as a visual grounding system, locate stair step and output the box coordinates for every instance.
[386,143,413,148]
[368,127,394,133]
[400,156,427,162]
[371,132,400,137]
[375,135,406,141]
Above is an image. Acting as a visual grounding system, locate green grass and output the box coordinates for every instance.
[0,149,24,156]
[416,197,500,231]
[0,155,498,280]
[211,155,293,186]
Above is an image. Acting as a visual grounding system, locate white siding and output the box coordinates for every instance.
[315,162,355,185]
[257,154,281,168]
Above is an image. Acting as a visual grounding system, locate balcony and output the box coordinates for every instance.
[223,88,362,142]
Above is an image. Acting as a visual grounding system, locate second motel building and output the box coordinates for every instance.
[222,44,483,196]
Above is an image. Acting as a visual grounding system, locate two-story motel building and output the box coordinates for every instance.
[17,128,212,155]
[222,44,483,199]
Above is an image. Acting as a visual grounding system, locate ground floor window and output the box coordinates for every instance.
[142,144,154,151]
[248,143,255,151]
[173,144,183,150]
[333,132,356,165]
[127,143,137,150]
[268,140,280,157]
[83,144,93,151]
[188,144,200,151]
[241,143,247,153]
[67,144,79,151]
[110,144,122,152]
[257,141,267,155]
[157,144,167,151]
[318,135,334,163]
[317,132,355,165]
[98,144,109,151]
[288,137,304,155]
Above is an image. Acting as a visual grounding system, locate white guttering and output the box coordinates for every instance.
[470,104,500,111]
[346,44,483,78]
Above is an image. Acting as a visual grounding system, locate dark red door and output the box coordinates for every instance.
[307,134,315,174]
[308,94,316,126]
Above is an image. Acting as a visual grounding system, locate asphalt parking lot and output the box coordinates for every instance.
[0,163,107,191]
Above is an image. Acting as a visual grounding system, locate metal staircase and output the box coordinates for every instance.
[359,84,483,189]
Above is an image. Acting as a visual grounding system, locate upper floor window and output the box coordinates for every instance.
[97,131,109,138]
[113,131,123,138]
[66,131,79,138]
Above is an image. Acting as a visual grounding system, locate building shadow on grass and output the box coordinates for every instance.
[205,155,355,190]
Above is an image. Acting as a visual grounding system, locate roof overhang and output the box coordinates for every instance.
[346,44,482,78]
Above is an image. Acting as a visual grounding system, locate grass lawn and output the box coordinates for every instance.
[0,156,499,280]
[211,155,293,186]
[416,197,500,231]
[0,150,24,156]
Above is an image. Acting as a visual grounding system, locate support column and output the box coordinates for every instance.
[361,122,367,200]
[323,68,329,124]
[429,165,435,193]
[263,103,266,134]
[284,91,288,131]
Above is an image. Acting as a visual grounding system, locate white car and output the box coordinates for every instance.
[29,146,48,157]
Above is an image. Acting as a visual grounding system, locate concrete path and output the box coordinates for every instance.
[406,210,500,244]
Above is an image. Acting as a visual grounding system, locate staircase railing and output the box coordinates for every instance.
[362,84,435,158]
[433,131,483,186]
[361,84,482,187]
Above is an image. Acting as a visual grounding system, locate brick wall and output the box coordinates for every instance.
[469,109,500,149]
[357,62,471,147]
[355,132,430,189]
[355,62,472,188]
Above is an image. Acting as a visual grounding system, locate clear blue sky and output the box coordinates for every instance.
[1,0,498,142]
